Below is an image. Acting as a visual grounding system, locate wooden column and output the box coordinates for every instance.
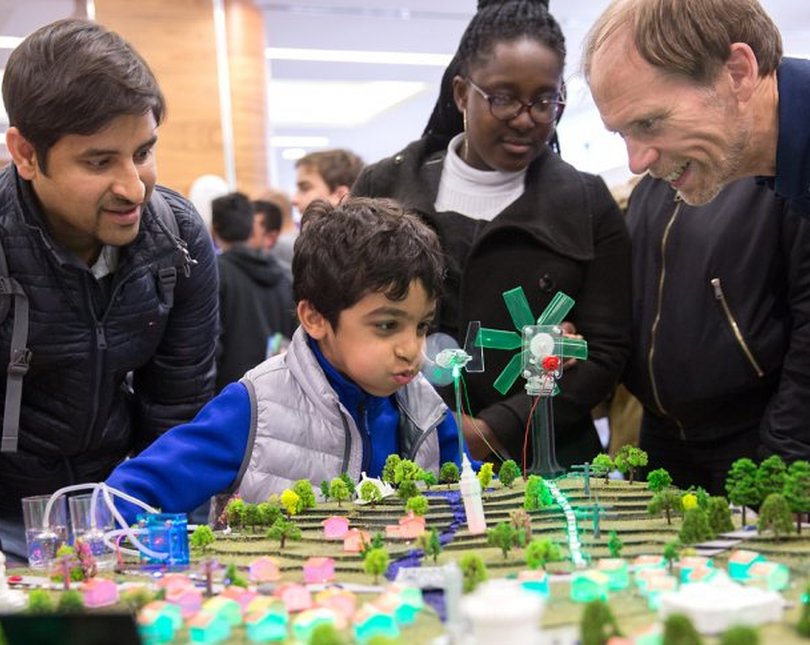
[93,0,269,196]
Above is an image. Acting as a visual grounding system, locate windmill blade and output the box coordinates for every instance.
[503,286,536,331]
[476,327,522,351]
[421,332,459,386]
[493,352,523,395]
[463,321,485,373]
[536,291,575,326]
[554,336,589,360]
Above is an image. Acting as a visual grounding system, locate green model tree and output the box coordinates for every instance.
[580,599,621,645]
[679,507,713,544]
[226,497,246,531]
[459,553,488,593]
[329,478,351,507]
[756,454,787,500]
[120,587,155,611]
[382,454,402,485]
[510,508,533,545]
[798,583,810,637]
[607,530,623,558]
[224,562,248,588]
[647,468,673,492]
[784,460,810,534]
[359,480,382,506]
[725,458,760,526]
[190,525,216,553]
[363,547,390,584]
[319,480,331,502]
[267,516,302,549]
[613,445,648,485]
[662,613,703,644]
[394,459,422,487]
[419,527,442,564]
[525,538,563,570]
[524,475,553,511]
[757,493,793,539]
[663,540,680,574]
[339,472,357,496]
[498,459,521,487]
[293,479,317,510]
[420,470,438,490]
[648,488,683,525]
[440,462,460,487]
[706,496,735,535]
[27,589,54,614]
[308,623,347,645]
[57,589,85,614]
[257,500,282,528]
[405,494,429,516]
[592,453,615,484]
[487,521,520,559]
[397,480,419,502]
[719,624,759,645]
[477,463,494,489]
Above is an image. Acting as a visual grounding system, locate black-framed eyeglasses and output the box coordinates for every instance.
[466,78,565,125]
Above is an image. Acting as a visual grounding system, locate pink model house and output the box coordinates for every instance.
[81,577,119,608]
[314,587,358,620]
[343,528,372,553]
[385,512,426,539]
[157,572,194,591]
[221,585,258,613]
[274,582,312,613]
[303,557,336,584]
[249,555,281,583]
[322,516,350,539]
[166,583,203,618]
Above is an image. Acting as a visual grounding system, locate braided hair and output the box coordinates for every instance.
[423,0,564,155]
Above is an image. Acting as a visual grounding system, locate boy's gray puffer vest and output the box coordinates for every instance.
[237,327,443,503]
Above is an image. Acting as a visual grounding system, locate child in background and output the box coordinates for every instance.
[106,197,462,519]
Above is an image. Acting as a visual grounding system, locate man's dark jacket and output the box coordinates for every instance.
[215,245,295,391]
[0,165,219,516]
[353,138,632,465]
[625,175,810,462]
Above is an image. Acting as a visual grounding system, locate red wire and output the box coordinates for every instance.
[523,395,541,478]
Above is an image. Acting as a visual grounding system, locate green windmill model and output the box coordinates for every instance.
[475,287,588,478]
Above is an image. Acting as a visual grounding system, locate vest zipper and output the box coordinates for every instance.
[646,198,687,440]
[711,277,765,377]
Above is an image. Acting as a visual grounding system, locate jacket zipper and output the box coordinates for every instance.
[358,401,371,474]
[711,277,765,377]
[646,198,688,439]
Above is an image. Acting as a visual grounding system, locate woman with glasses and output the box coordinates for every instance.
[353,0,631,469]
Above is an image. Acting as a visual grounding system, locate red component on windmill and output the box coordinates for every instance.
[542,355,561,372]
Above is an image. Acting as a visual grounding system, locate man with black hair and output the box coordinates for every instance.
[0,19,218,558]
[211,192,295,392]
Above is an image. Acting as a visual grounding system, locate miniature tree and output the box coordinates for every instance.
[74,539,97,580]
[224,563,248,588]
[359,480,382,506]
[393,459,422,486]
[798,583,810,637]
[319,480,331,502]
[242,502,261,531]
[405,494,429,517]
[706,496,735,535]
[190,525,216,553]
[120,587,155,611]
[525,538,562,570]
[280,489,303,517]
[52,545,82,590]
[440,461,460,487]
[686,486,710,509]
[647,468,673,492]
[487,521,520,559]
[363,547,390,584]
[329,478,351,507]
[200,558,221,597]
[719,624,759,645]
[257,500,282,528]
[226,498,246,531]
[679,507,713,544]
[757,492,793,539]
[663,540,680,574]
[420,470,438,489]
[784,459,810,534]
[58,589,85,614]
[756,454,787,500]
[607,530,623,558]
[419,527,442,563]
[27,589,54,614]
[382,454,402,485]
[524,475,552,511]
[510,508,533,545]
[459,553,488,593]
[580,599,621,645]
[477,463,494,489]
[725,457,760,526]
[648,490,683,527]
[613,445,648,485]
[339,472,357,496]
[397,480,419,502]
[309,623,347,645]
[498,459,521,487]
[293,479,317,510]
[267,516,302,549]
[663,613,702,645]
[592,453,614,484]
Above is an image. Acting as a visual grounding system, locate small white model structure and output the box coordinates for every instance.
[459,456,487,535]
[658,579,784,634]
[354,473,395,505]
[461,579,544,644]
[0,551,27,611]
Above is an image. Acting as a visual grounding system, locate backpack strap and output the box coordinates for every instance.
[0,240,30,453]
[149,190,197,308]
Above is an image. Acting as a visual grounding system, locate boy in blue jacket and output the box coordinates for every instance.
[106,197,462,520]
